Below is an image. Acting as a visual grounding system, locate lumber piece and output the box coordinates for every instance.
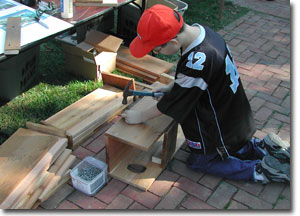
[109,146,163,191]
[161,121,178,168]
[66,92,126,136]
[47,89,132,149]
[44,89,117,130]
[159,73,174,84]
[38,155,76,202]
[38,169,71,205]
[26,121,66,138]
[4,17,21,55]
[116,62,157,83]
[135,81,154,90]
[105,97,173,151]
[84,29,123,53]
[152,125,185,165]
[12,171,50,209]
[0,131,67,209]
[22,171,55,209]
[102,72,136,90]
[117,46,174,77]
[48,149,72,173]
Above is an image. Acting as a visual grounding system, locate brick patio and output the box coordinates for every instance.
[40,0,291,210]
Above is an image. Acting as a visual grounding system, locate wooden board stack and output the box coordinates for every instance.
[116,46,174,84]
[25,85,134,150]
[0,128,74,209]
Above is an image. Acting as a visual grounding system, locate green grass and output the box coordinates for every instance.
[0,0,249,144]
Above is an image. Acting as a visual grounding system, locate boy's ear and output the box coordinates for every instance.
[170,38,180,45]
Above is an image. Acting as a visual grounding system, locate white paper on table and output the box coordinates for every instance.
[0,0,73,55]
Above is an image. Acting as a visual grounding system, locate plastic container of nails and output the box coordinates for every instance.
[70,156,108,196]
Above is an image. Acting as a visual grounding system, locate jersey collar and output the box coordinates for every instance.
[182,24,206,56]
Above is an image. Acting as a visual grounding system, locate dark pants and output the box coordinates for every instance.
[187,138,266,181]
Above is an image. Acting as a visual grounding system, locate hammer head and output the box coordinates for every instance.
[122,79,134,104]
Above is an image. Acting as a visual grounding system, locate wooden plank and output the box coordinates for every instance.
[161,122,178,168]
[102,72,136,91]
[38,169,71,205]
[0,133,67,209]
[65,91,132,139]
[117,46,174,77]
[12,171,50,209]
[4,17,21,55]
[105,97,174,151]
[116,62,157,83]
[159,73,174,85]
[22,172,55,209]
[39,155,76,202]
[105,135,134,172]
[48,149,72,173]
[109,147,163,191]
[84,30,123,53]
[26,121,66,138]
[152,125,185,166]
[44,88,118,130]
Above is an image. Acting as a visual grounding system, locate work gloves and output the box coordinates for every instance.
[121,81,174,124]
[121,110,144,124]
[121,104,162,124]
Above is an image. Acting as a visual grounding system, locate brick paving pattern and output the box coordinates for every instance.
[41,0,291,210]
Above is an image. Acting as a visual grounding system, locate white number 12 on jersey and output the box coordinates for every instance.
[186,51,206,70]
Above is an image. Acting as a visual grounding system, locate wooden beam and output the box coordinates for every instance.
[102,72,136,90]
[4,17,21,55]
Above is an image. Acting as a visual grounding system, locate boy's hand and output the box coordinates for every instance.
[152,81,174,101]
[121,110,144,124]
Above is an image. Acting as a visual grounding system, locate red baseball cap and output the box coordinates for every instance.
[129,4,183,58]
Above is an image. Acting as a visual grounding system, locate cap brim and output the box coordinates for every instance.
[129,36,155,58]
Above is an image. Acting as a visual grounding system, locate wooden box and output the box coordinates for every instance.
[105,97,183,191]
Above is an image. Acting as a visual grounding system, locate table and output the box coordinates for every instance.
[0,0,139,102]
[0,0,137,62]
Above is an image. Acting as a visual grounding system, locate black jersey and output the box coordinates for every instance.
[157,24,256,155]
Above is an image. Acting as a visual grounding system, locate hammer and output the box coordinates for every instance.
[122,80,165,104]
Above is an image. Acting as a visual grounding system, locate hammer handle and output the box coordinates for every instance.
[132,91,164,97]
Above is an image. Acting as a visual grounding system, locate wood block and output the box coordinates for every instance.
[94,51,117,73]
[4,17,21,55]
